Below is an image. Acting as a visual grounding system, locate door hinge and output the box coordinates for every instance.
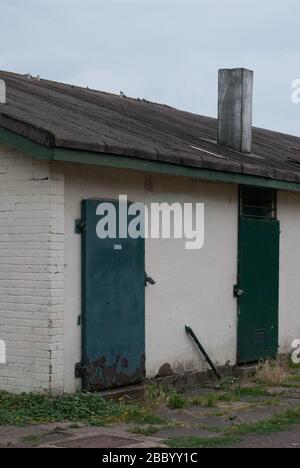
[75,219,86,234]
[75,362,87,378]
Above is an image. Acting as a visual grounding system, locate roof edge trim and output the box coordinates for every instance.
[1,126,300,192]
[0,126,53,160]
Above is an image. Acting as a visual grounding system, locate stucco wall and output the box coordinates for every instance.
[278,191,300,352]
[0,145,64,394]
[2,150,298,395]
[63,163,238,393]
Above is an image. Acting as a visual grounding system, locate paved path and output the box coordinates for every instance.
[0,423,166,448]
[1,372,300,448]
[1,419,300,448]
[230,426,300,448]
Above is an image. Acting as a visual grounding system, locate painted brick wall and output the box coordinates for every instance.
[0,144,64,394]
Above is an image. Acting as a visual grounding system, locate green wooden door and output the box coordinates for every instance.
[237,218,280,364]
[81,200,145,391]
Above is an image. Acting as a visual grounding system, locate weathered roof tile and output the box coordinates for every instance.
[0,70,299,183]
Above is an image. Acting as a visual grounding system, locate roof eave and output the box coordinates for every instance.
[1,125,300,192]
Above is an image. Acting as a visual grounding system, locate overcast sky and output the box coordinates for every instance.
[0,0,299,136]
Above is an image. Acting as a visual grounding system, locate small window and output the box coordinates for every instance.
[240,187,277,219]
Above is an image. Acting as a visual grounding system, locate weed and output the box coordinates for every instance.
[205,395,218,408]
[68,423,81,429]
[287,373,300,382]
[166,435,240,448]
[0,391,163,427]
[191,392,239,408]
[256,358,288,386]
[281,382,299,389]
[217,377,237,390]
[167,406,300,447]
[129,425,161,436]
[225,407,300,437]
[20,434,42,446]
[282,373,300,388]
[144,384,189,410]
[167,392,187,409]
[287,353,300,369]
[234,386,269,398]
[144,383,169,406]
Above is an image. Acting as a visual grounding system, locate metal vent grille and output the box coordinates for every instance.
[240,187,277,219]
[254,329,266,345]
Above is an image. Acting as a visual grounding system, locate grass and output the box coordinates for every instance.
[256,358,288,386]
[20,434,42,446]
[68,422,81,429]
[144,383,169,406]
[281,382,300,389]
[233,386,270,397]
[129,425,161,436]
[287,353,300,369]
[166,435,241,448]
[0,391,164,427]
[191,392,239,408]
[166,406,300,448]
[190,386,270,408]
[167,392,187,409]
[143,383,187,409]
[1,357,299,450]
[287,373,300,382]
[281,372,300,388]
[225,407,300,437]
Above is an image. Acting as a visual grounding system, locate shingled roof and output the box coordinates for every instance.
[0,70,300,183]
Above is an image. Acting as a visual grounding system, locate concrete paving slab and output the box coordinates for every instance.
[229,426,300,448]
[154,426,219,439]
[56,434,138,448]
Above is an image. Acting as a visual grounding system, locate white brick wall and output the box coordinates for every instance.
[0,145,64,394]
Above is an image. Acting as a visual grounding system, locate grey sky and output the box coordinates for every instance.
[0,0,299,136]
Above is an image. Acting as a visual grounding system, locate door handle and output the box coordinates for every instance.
[145,273,156,287]
[234,285,244,297]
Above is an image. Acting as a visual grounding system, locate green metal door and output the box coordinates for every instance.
[237,218,280,364]
[81,200,145,391]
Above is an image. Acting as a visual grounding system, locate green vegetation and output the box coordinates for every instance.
[167,391,187,409]
[144,383,187,409]
[191,392,238,408]
[0,360,299,451]
[20,434,43,446]
[68,422,81,429]
[144,383,169,406]
[190,386,270,408]
[129,425,161,436]
[281,373,300,388]
[233,386,270,397]
[256,358,288,386]
[226,408,300,437]
[287,354,300,370]
[167,407,300,448]
[166,435,241,448]
[0,391,164,427]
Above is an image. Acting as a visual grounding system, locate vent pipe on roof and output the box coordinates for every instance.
[218,68,253,154]
[0,80,6,104]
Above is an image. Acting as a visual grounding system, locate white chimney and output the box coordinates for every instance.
[0,80,6,104]
[218,68,253,154]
